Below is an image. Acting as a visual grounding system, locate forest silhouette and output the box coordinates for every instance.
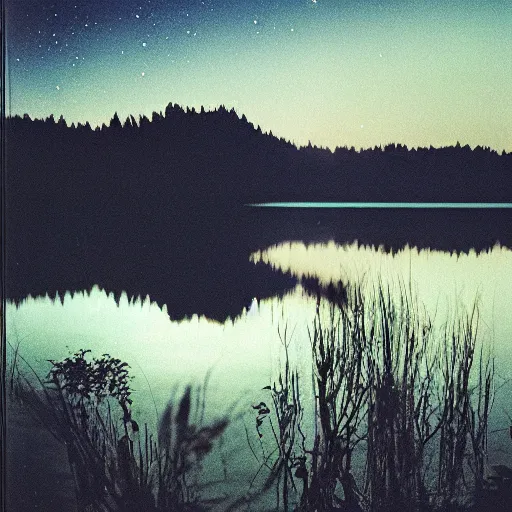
[5,104,512,320]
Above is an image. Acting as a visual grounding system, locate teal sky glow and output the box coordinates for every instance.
[7,0,512,151]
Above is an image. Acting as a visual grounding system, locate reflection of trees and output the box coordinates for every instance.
[5,108,512,319]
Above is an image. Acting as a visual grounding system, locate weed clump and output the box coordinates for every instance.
[14,349,228,512]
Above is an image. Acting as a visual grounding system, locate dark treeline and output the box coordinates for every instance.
[5,105,512,319]
[8,105,512,203]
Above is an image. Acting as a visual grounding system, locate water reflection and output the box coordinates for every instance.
[251,241,512,466]
[7,242,512,420]
[6,286,316,423]
[6,242,512,507]
[252,242,512,351]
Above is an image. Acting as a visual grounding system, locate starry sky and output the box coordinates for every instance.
[6,0,512,151]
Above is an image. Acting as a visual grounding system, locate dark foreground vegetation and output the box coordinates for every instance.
[5,107,512,321]
[250,283,508,512]
[7,283,512,511]
[9,350,229,512]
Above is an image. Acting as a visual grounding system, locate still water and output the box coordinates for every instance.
[6,241,512,507]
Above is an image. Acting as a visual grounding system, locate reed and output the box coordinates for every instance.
[6,329,25,397]
[248,323,304,511]
[254,280,494,512]
[364,282,441,512]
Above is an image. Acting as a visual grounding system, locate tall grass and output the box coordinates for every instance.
[6,328,25,397]
[304,284,369,511]
[254,281,494,512]
[12,349,229,512]
[249,324,305,511]
[360,283,439,511]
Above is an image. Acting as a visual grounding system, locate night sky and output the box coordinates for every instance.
[6,0,512,151]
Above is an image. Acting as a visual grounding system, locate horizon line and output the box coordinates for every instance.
[6,112,510,156]
[247,202,512,209]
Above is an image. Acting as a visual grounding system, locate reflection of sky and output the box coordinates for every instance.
[5,285,317,425]
[7,244,512,478]
[7,243,512,405]
[253,242,512,367]
[6,0,512,151]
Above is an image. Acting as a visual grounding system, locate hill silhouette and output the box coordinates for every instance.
[5,105,512,319]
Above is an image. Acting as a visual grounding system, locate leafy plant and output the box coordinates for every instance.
[15,349,229,511]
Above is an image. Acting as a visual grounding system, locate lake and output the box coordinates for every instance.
[6,230,512,510]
